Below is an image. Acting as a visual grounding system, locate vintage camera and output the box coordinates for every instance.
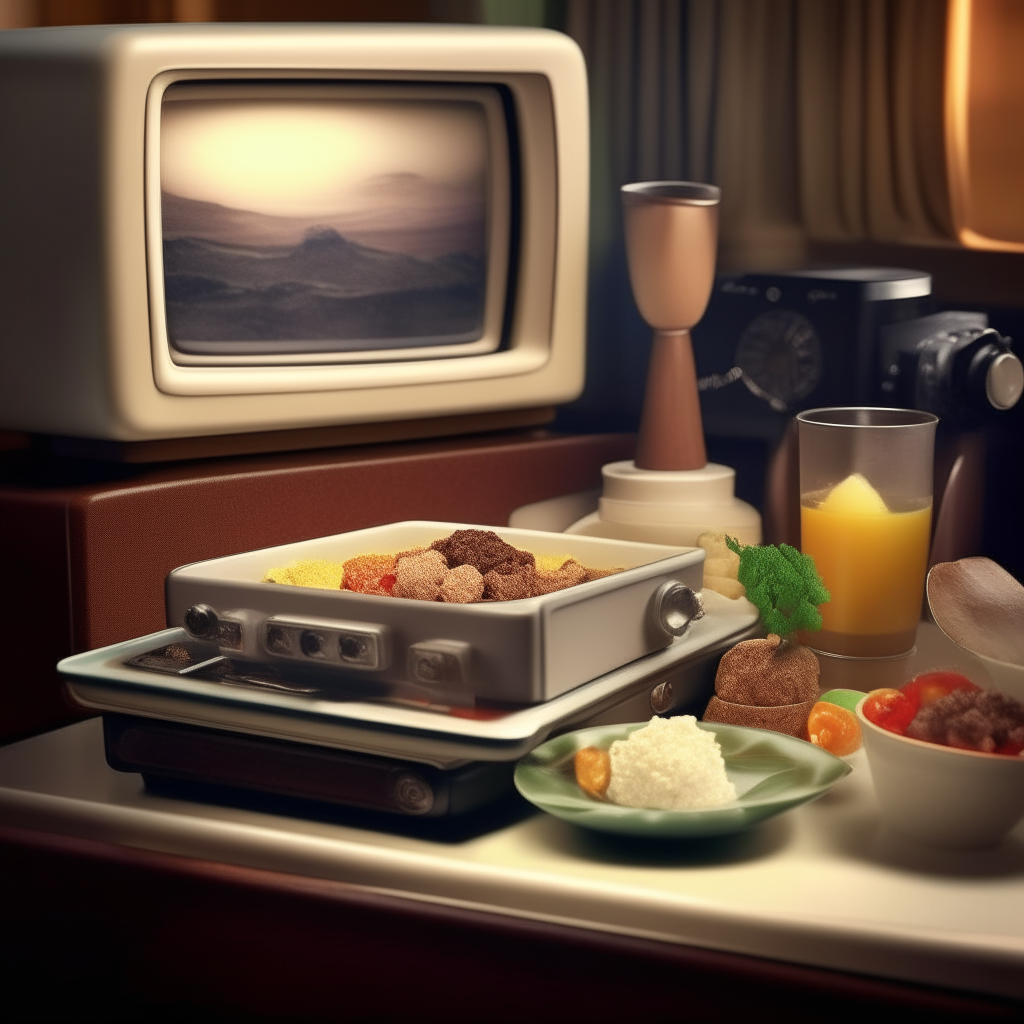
[692,268,932,441]
[692,268,1021,439]
[880,312,1023,423]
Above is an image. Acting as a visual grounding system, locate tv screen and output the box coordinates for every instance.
[156,82,512,362]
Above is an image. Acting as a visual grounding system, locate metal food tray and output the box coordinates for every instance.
[164,522,707,704]
[60,591,761,768]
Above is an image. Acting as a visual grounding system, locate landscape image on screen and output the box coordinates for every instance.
[160,91,490,354]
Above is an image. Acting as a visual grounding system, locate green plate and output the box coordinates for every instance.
[514,720,852,838]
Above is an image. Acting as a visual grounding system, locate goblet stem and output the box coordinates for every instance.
[634,329,707,471]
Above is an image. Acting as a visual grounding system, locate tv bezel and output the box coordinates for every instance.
[138,54,568,402]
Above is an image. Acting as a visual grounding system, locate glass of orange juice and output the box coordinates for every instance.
[797,408,938,658]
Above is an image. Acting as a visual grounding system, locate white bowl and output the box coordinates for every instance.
[968,651,1024,703]
[856,696,1024,850]
[916,618,1024,702]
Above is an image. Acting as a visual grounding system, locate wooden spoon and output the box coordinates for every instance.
[926,557,1024,667]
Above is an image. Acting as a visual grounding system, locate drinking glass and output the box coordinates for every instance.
[797,407,938,658]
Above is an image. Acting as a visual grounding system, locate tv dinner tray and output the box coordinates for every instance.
[164,522,707,704]
[60,591,761,769]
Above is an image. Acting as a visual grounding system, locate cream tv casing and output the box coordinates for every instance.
[0,24,588,441]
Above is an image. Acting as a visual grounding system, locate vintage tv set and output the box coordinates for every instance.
[0,24,588,450]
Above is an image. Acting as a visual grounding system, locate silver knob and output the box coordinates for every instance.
[650,680,674,713]
[183,603,218,639]
[653,581,703,637]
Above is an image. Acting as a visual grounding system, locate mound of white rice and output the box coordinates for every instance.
[605,716,737,811]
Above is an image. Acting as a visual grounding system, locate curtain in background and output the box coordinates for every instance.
[556,0,959,431]
[565,0,956,269]
[797,0,953,245]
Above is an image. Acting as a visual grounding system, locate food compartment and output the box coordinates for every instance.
[166,522,703,703]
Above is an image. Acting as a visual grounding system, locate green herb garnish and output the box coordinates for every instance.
[725,537,830,638]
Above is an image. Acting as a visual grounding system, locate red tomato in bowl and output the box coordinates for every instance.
[861,688,918,735]
[900,670,979,709]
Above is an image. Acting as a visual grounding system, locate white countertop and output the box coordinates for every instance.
[0,717,1021,1001]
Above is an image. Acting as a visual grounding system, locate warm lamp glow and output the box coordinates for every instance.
[945,0,1024,251]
